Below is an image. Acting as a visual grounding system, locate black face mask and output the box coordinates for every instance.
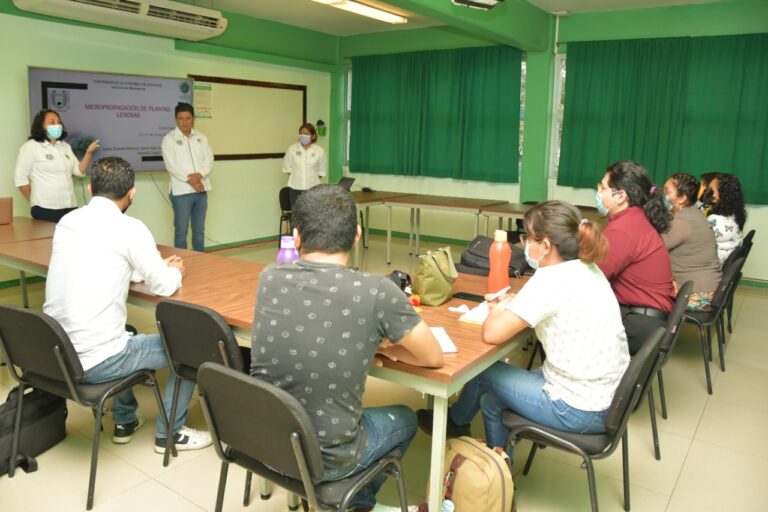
[699,188,714,206]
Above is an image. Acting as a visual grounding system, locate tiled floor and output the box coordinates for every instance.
[1,235,767,511]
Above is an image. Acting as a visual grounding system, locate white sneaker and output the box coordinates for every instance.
[154,426,212,453]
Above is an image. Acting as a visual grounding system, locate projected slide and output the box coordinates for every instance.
[29,67,193,172]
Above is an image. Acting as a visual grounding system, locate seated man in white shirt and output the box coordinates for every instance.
[44,156,211,453]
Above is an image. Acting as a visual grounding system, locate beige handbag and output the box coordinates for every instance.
[412,247,457,306]
[420,436,514,512]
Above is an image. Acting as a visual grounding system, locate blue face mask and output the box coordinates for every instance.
[46,124,63,140]
[298,134,312,145]
[595,190,609,216]
[663,195,674,211]
[524,241,544,270]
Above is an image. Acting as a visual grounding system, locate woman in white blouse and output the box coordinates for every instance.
[14,109,99,222]
[706,174,747,266]
[282,123,327,207]
[418,201,630,459]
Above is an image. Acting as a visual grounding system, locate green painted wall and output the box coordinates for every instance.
[384,0,550,50]
[519,46,555,202]
[340,26,493,57]
[559,0,768,42]
[202,11,339,65]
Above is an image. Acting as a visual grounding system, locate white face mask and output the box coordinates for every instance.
[524,241,545,270]
[298,134,312,145]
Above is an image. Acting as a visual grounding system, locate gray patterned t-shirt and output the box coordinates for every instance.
[250,260,421,473]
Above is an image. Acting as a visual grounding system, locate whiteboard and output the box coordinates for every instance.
[189,75,306,160]
[28,67,193,172]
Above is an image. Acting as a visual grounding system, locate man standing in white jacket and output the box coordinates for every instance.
[161,102,213,252]
[44,156,211,453]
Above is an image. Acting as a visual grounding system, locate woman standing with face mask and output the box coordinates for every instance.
[14,109,100,223]
[417,201,629,460]
[595,160,675,355]
[282,123,327,207]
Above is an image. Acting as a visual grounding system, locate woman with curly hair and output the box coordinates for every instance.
[662,173,721,311]
[14,109,100,222]
[595,160,675,354]
[708,174,747,266]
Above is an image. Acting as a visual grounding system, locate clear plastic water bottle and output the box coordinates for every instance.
[441,499,455,512]
[276,235,299,264]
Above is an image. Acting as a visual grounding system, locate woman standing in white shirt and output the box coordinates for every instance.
[418,201,630,459]
[282,123,327,206]
[14,109,99,222]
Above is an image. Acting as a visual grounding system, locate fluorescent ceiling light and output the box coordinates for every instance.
[312,0,408,25]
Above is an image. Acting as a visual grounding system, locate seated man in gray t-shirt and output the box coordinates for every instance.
[251,184,443,511]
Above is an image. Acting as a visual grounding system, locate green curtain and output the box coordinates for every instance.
[558,38,690,188]
[681,34,768,204]
[559,34,768,204]
[350,46,522,183]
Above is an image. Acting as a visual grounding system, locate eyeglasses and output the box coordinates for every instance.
[597,182,621,197]
[519,234,540,245]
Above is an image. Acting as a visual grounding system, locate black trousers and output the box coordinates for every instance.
[620,305,667,356]
[31,206,77,223]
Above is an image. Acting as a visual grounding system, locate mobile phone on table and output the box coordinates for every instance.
[453,292,484,302]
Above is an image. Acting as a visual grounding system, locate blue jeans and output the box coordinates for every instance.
[321,405,417,509]
[170,191,207,252]
[81,334,195,438]
[450,363,608,460]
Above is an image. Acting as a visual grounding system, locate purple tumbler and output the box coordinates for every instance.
[277,235,299,264]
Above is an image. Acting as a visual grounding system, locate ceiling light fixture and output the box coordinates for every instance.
[312,0,408,25]
[452,0,505,10]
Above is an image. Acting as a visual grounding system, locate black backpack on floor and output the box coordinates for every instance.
[0,386,67,476]
[455,235,533,277]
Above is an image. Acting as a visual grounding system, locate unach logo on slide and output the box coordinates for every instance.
[179,81,190,94]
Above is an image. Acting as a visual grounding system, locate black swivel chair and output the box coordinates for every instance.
[0,305,171,510]
[197,362,409,512]
[683,257,746,394]
[646,280,693,460]
[278,187,293,242]
[155,300,262,504]
[502,327,666,512]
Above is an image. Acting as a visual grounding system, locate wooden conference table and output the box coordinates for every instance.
[0,219,531,512]
[0,217,57,307]
[351,191,508,263]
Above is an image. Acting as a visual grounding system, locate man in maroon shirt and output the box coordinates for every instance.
[596,161,675,354]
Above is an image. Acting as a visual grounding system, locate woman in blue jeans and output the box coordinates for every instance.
[419,201,630,459]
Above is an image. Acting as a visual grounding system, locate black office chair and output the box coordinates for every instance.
[0,304,171,511]
[278,187,293,242]
[197,362,409,512]
[502,327,666,512]
[646,280,693,460]
[155,300,262,503]
[683,257,746,393]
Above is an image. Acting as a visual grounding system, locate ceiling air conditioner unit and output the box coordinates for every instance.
[452,0,504,9]
[13,0,228,41]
